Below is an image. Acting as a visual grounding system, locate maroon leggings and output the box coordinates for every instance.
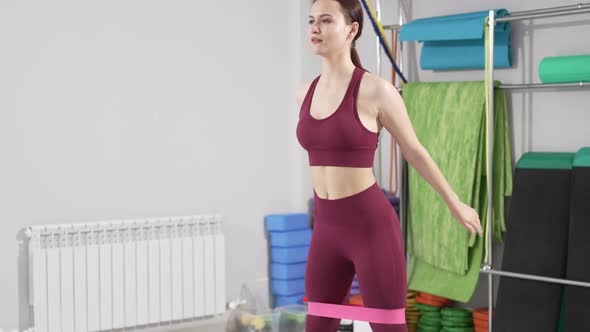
[305,181,408,332]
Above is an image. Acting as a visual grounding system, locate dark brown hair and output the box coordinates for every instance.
[313,0,364,69]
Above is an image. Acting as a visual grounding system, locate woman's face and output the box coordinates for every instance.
[308,0,356,57]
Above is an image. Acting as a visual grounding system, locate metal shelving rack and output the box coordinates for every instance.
[378,2,590,331]
[482,5,590,330]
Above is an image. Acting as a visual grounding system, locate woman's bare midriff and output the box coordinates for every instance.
[311,166,376,200]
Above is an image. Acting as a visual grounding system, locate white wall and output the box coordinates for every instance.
[0,0,306,330]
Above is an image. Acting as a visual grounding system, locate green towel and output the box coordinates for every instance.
[405,81,483,274]
[404,81,512,301]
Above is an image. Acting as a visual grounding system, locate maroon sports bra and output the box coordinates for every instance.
[296,66,378,167]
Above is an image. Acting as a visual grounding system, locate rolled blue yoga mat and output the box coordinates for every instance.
[400,9,512,70]
[400,9,509,41]
[421,31,510,69]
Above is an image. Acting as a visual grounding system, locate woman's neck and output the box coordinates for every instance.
[320,55,356,85]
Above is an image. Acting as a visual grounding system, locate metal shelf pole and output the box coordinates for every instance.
[486,10,495,331]
[481,267,590,288]
[497,6,590,22]
[509,3,590,16]
[382,24,402,30]
[500,82,590,89]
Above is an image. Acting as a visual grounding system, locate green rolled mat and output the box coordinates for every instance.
[539,54,590,84]
[418,324,441,332]
[417,320,440,327]
[420,310,442,316]
[421,313,442,321]
[420,313,442,320]
[415,303,441,313]
[418,321,441,330]
[441,307,472,318]
[441,319,473,328]
[416,323,441,332]
[419,315,441,326]
[442,319,472,326]
[417,322,442,332]
[441,327,474,332]
[442,315,473,323]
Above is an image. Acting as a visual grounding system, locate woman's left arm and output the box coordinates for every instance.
[375,81,483,236]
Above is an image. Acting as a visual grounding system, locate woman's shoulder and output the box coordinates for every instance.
[295,79,314,109]
[358,70,394,99]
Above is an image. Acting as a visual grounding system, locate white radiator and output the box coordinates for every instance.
[26,214,226,332]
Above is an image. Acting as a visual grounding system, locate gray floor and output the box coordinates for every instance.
[134,314,228,332]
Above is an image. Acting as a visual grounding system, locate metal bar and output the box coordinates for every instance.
[397,0,410,267]
[500,82,590,89]
[481,267,590,288]
[382,24,402,30]
[398,5,404,83]
[376,0,383,187]
[509,2,590,16]
[383,3,590,27]
[487,10,495,331]
[497,7,590,22]
[376,0,382,76]
[401,160,408,259]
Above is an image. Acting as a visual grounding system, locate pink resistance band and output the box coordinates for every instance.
[307,301,406,324]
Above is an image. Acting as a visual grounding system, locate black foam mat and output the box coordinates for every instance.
[562,166,590,331]
[494,168,571,332]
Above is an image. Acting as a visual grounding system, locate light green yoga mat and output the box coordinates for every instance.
[539,54,590,84]
[403,81,512,302]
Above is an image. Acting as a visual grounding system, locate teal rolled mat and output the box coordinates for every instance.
[400,9,512,70]
[400,9,509,41]
[539,54,590,83]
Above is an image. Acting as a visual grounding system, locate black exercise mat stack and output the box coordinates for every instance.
[563,147,590,331]
[495,152,574,332]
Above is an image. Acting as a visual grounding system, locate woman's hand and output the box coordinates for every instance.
[449,200,483,236]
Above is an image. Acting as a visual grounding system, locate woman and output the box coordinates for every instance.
[295,0,483,331]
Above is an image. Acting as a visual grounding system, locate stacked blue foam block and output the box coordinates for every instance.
[265,213,311,307]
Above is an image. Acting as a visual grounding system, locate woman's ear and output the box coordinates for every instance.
[348,22,359,41]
